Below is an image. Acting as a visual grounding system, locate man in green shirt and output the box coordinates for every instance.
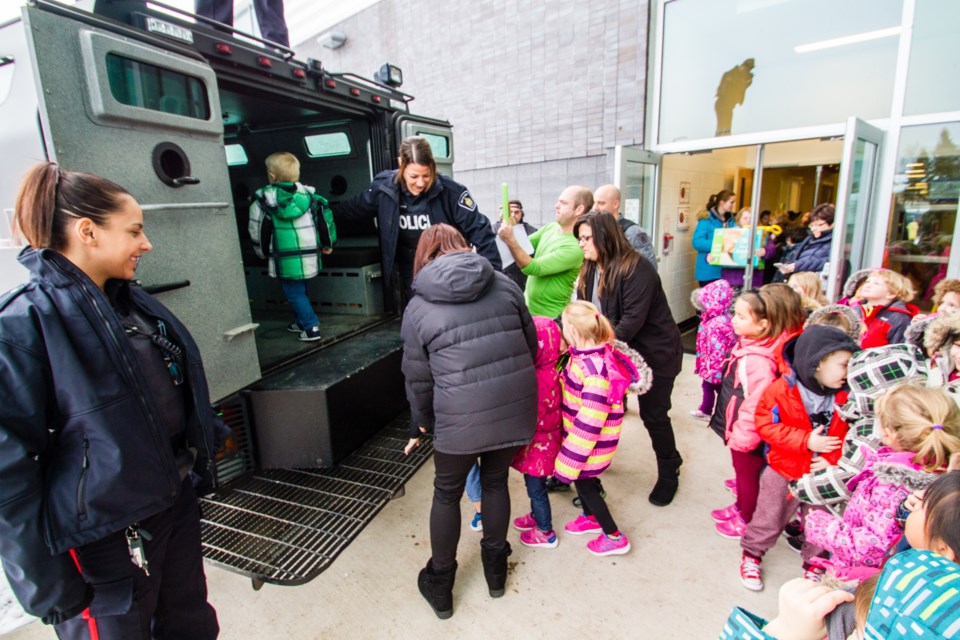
[497,185,591,317]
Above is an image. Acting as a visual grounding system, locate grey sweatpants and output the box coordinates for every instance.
[740,466,824,563]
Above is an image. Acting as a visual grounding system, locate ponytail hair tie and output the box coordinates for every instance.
[931,424,944,431]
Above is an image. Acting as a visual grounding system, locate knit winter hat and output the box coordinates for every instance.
[793,325,860,395]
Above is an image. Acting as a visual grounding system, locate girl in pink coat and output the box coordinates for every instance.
[690,280,737,421]
[804,384,960,581]
[511,316,564,549]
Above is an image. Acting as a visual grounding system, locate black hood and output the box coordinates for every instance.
[790,325,860,394]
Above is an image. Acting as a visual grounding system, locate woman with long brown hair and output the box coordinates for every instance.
[401,224,537,619]
[574,211,684,506]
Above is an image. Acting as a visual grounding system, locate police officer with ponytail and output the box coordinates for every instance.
[0,162,223,638]
[332,136,501,298]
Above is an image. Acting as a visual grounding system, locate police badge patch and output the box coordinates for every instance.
[459,192,477,211]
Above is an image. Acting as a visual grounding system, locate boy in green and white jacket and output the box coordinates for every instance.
[249,152,336,342]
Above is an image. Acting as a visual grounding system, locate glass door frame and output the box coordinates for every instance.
[614,146,662,262]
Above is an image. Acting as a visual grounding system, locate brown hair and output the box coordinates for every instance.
[562,300,615,346]
[265,151,300,183]
[14,162,130,251]
[933,279,960,307]
[574,211,642,299]
[809,203,835,225]
[412,223,470,278]
[571,187,594,216]
[706,190,735,211]
[875,385,960,472]
[789,271,828,310]
[738,283,806,340]
[395,136,436,190]
[922,470,960,559]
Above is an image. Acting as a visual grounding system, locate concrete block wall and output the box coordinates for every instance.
[295,0,649,223]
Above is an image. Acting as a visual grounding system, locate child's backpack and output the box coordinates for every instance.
[707,348,778,444]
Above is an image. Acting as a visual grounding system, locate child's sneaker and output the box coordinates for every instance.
[299,326,323,342]
[784,518,804,538]
[544,476,570,492]
[739,554,763,591]
[286,322,302,333]
[520,528,558,549]
[564,514,602,536]
[710,503,740,523]
[587,532,630,556]
[512,512,537,532]
[470,512,483,532]
[803,565,825,583]
[689,409,711,421]
[724,478,738,496]
[715,511,747,539]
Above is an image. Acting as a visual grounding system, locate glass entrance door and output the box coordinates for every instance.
[827,117,885,299]
[614,146,661,263]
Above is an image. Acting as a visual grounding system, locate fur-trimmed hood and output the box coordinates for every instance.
[850,447,935,494]
[804,304,863,341]
[613,339,653,396]
[842,268,877,301]
[923,312,960,356]
[905,313,936,354]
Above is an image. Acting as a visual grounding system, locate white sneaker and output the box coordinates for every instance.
[739,554,763,591]
[689,409,710,422]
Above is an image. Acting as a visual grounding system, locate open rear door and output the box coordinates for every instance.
[23,3,259,401]
[395,114,454,177]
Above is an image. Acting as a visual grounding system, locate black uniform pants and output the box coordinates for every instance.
[635,373,680,461]
[430,446,519,571]
[55,478,218,640]
[195,0,289,46]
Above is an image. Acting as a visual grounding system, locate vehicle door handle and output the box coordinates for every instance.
[172,176,201,186]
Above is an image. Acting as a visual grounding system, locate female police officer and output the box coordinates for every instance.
[332,136,501,296]
[0,162,224,638]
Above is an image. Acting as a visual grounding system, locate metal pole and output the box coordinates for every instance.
[743,144,764,288]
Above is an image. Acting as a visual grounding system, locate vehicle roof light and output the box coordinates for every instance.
[256,56,272,68]
[214,43,232,55]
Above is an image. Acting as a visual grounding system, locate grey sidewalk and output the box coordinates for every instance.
[6,354,805,639]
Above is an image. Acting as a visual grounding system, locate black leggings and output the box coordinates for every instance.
[430,446,519,571]
[574,477,618,535]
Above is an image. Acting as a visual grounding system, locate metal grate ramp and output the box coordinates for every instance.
[199,413,433,586]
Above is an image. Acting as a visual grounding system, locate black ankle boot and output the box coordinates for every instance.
[417,559,457,619]
[480,542,512,598]
[649,455,683,506]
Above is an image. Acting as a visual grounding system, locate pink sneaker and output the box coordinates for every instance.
[587,533,630,556]
[710,503,740,523]
[715,511,747,539]
[564,514,602,536]
[724,478,738,497]
[520,528,558,549]
[513,512,537,532]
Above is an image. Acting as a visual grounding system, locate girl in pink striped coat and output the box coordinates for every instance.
[554,301,638,557]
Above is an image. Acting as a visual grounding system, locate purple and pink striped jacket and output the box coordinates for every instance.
[554,344,636,483]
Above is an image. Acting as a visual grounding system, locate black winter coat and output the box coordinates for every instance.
[580,255,683,377]
[401,252,537,454]
[790,230,833,275]
[332,170,502,280]
[0,248,228,624]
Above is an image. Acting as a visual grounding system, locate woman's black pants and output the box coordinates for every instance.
[430,446,519,572]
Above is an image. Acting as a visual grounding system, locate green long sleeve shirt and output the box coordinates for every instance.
[521,222,584,317]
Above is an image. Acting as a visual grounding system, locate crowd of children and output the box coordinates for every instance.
[691,266,960,637]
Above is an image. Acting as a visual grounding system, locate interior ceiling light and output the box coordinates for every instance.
[794,26,901,54]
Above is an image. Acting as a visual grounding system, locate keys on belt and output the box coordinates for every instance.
[126,524,154,575]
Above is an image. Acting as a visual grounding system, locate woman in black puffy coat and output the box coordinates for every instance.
[401,224,537,619]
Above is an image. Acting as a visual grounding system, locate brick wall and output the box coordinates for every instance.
[295,0,649,222]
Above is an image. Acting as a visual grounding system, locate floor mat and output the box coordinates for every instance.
[199,412,432,586]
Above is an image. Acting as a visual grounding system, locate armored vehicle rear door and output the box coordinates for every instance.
[23,3,259,401]
[395,115,454,177]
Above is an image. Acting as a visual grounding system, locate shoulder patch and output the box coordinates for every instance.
[458,191,477,211]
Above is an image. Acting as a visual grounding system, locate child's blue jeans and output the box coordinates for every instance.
[280,278,319,330]
[465,463,481,504]
[524,474,553,532]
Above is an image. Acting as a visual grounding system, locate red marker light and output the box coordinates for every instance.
[372,95,382,103]
[256,56,272,68]
[292,68,307,79]
[214,43,232,55]
[325,79,337,89]
[350,88,360,96]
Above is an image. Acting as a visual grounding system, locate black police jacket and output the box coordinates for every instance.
[332,170,502,279]
[0,248,228,624]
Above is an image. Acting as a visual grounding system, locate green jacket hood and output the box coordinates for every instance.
[271,182,312,221]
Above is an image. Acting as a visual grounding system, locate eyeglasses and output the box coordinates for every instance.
[578,234,593,244]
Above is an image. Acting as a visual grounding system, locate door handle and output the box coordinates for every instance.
[172,176,201,186]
